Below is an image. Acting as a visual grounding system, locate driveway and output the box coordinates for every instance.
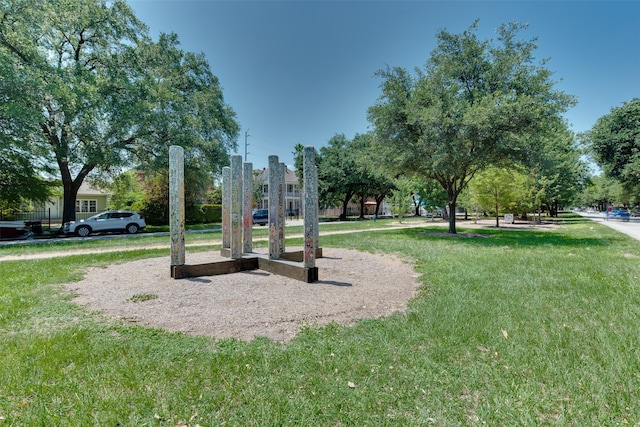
[576,211,640,241]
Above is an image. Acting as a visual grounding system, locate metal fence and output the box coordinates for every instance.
[0,209,99,231]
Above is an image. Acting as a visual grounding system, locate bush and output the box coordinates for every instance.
[142,203,222,226]
[141,202,168,226]
[201,204,222,223]
[185,204,222,224]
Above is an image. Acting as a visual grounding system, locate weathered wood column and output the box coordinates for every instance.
[311,159,319,249]
[303,146,318,268]
[278,162,286,255]
[230,155,243,259]
[268,155,281,259]
[243,162,253,254]
[169,145,185,268]
[222,166,231,250]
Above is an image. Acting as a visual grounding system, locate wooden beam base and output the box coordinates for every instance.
[280,248,323,262]
[171,258,258,279]
[172,253,320,283]
[220,247,323,262]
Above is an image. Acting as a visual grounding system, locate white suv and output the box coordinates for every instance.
[63,210,146,237]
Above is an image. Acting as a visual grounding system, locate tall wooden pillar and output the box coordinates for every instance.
[222,166,231,250]
[278,162,286,255]
[303,146,318,268]
[230,155,243,259]
[169,145,185,267]
[243,162,253,254]
[268,155,280,259]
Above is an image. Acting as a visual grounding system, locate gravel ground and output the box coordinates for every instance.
[65,247,422,343]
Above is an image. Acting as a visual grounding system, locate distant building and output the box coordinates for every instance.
[254,166,302,217]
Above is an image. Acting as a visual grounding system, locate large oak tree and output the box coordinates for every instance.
[0,0,239,223]
[587,98,640,203]
[368,21,574,233]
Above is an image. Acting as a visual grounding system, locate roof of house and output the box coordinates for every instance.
[77,181,110,196]
[255,166,299,184]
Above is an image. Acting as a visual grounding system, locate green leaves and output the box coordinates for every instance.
[369,21,575,232]
[588,98,640,201]
[0,0,239,221]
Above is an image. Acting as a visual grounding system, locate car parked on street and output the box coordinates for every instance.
[63,210,146,237]
[252,209,269,226]
[605,206,631,221]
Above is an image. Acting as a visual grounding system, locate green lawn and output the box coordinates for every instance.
[1,214,639,425]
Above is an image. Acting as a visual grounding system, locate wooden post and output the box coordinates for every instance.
[243,162,253,254]
[278,162,286,255]
[268,155,280,259]
[222,166,231,250]
[303,146,318,269]
[312,159,319,249]
[169,145,185,268]
[230,155,242,259]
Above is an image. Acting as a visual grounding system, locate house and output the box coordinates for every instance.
[43,181,111,220]
[254,166,302,217]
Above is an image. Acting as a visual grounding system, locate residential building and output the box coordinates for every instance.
[43,182,110,220]
[254,166,302,217]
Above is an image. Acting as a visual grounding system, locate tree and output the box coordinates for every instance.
[468,166,525,226]
[368,21,574,233]
[526,123,586,216]
[0,0,238,224]
[348,133,394,219]
[389,176,414,223]
[0,44,53,206]
[587,98,640,203]
[316,134,362,219]
[577,174,625,211]
[107,170,143,210]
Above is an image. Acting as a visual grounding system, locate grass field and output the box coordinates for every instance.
[1,214,639,425]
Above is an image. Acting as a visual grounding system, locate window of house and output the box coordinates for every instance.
[76,199,97,213]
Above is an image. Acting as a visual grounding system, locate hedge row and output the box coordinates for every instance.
[141,203,222,226]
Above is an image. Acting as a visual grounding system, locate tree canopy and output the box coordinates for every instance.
[294,134,394,219]
[0,0,239,222]
[587,98,640,204]
[368,21,575,233]
[0,40,53,206]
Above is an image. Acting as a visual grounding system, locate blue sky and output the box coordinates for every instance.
[128,0,640,170]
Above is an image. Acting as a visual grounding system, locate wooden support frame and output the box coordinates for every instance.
[169,149,321,283]
[172,253,319,283]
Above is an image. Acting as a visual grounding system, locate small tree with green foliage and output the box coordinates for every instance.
[469,166,526,226]
[389,176,414,223]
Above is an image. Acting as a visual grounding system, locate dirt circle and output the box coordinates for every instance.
[66,248,421,342]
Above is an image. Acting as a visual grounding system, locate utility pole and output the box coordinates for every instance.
[244,129,250,162]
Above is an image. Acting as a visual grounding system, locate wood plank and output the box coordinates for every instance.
[171,258,259,279]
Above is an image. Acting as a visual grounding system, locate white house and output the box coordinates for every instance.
[254,166,302,217]
[43,181,110,220]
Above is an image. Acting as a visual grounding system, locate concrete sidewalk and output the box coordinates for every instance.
[576,211,640,241]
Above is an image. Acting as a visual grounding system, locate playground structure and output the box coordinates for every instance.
[169,146,321,283]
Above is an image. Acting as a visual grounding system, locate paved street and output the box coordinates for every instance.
[576,211,640,241]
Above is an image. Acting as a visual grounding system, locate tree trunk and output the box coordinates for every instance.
[413,194,420,216]
[448,201,457,234]
[375,195,385,216]
[495,202,500,227]
[58,159,96,225]
[340,196,349,220]
[62,180,82,224]
[359,195,365,219]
